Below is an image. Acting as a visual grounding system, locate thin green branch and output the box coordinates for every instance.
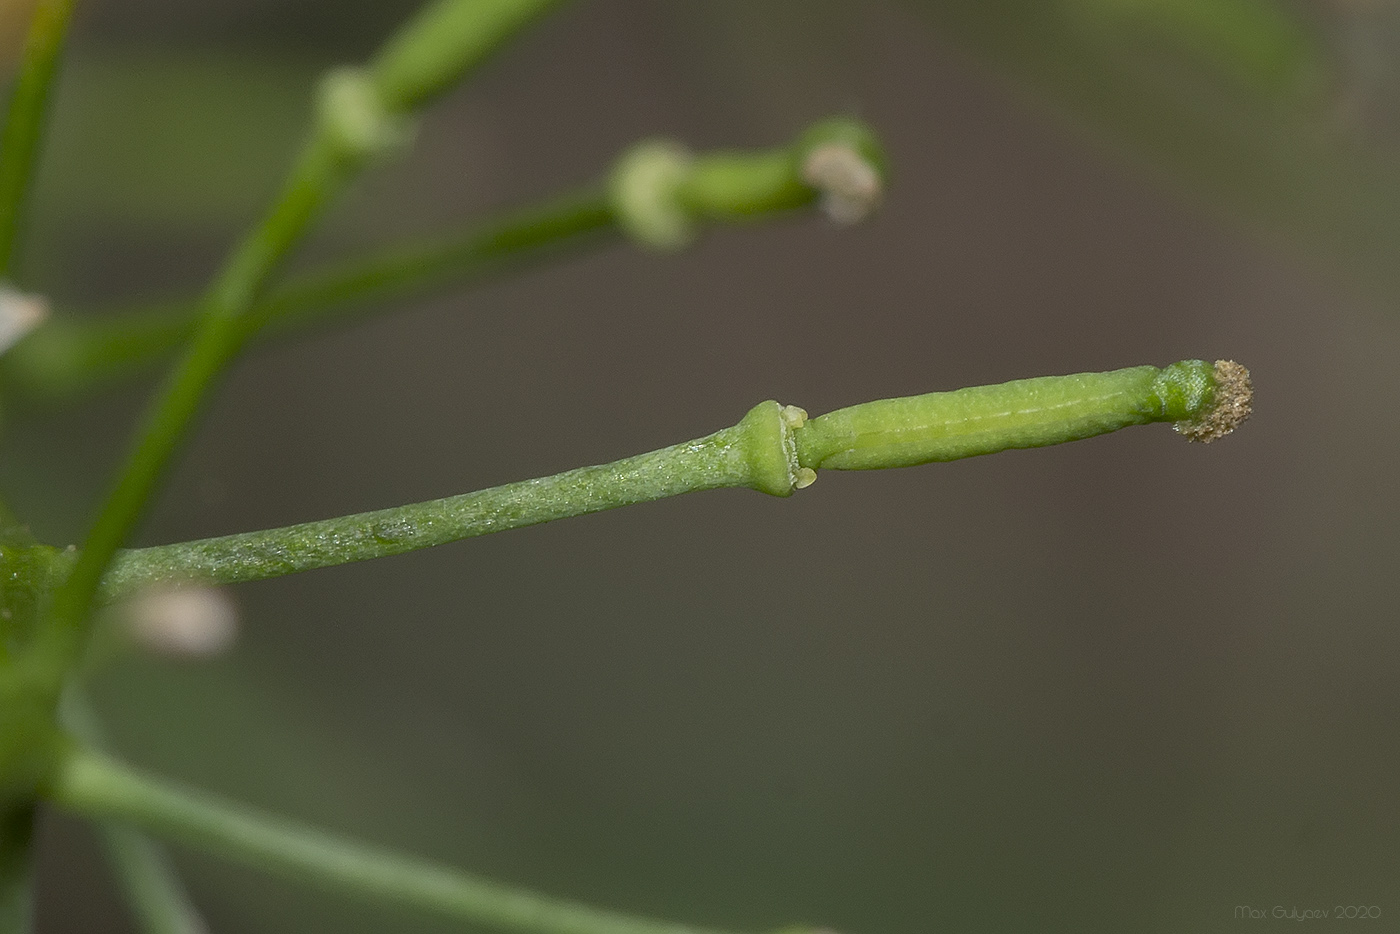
[0,186,614,404]
[0,501,24,541]
[33,129,350,681]
[0,0,77,279]
[371,0,568,112]
[100,400,800,600]
[95,826,205,934]
[97,361,1252,602]
[247,185,611,339]
[0,117,885,407]
[29,0,572,691]
[47,747,741,934]
[0,805,34,934]
[61,693,205,934]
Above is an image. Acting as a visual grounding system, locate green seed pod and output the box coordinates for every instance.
[98,362,1249,600]
[793,359,1251,471]
[608,117,887,251]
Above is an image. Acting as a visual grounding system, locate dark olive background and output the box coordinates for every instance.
[2,1,1398,932]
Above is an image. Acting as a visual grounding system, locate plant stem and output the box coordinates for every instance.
[248,186,611,339]
[0,186,613,403]
[96,361,1252,600]
[61,692,206,934]
[371,0,569,112]
[99,401,800,599]
[0,502,24,540]
[95,827,205,934]
[30,0,571,690]
[0,0,77,279]
[1,117,886,406]
[0,805,34,934]
[48,747,739,934]
[34,132,351,679]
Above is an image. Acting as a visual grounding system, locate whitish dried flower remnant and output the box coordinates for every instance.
[801,143,883,225]
[123,584,239,658]
[1175,359,1252,442]
[0,286,48,355]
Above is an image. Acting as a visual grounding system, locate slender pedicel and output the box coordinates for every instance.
[610,117,886,250]
[2,118,887,406]
[98,362,1249,599]
[47,748,741,934]
[0,0,78,277]
[98,401,800,598]
[32,0,579,689]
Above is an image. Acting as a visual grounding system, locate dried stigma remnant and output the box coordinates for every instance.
[1174,359,1252,442]
[0,286,48,355]
[608,117,886,251]
[121,584,238,658]
[802,142,883,224]
[102,361,1249,601]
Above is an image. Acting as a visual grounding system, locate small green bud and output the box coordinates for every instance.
[608,140,696,251]
[608,118,889,250]
[316,68,416,166]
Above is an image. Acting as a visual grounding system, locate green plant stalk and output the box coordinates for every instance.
[609,117,883,250]
[98,361,1249,601]
[4,3,576,907]
[95,827,204,934]
[0,540,70,821]
[33,130,355,681]
[371,0,569,112]
[0,502,23,538]
[0,186,614,404]
[0,0,77,278]
[48,747,741,934]
[1,117,884,407]
[99,401,799,598]
[61,692,205,934]
[30,0,572,691]
[0,804,34,934]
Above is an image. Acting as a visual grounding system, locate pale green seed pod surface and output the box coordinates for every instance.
[794,360,1242,471]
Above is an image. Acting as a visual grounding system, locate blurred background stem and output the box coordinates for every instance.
[0,186,614,406]
[49,747,742,934]
[0,0,78,929]
[34,0,574,702]
[0,0,75,280]
[0,117,881,408]
[61,692,206,934]
[0,805,34,934]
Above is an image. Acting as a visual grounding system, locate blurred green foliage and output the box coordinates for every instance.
[31,53,315,228]
[907,0,1400,297]
[1068,0,1320,98]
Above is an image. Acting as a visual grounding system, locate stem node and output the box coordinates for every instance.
[609,140,696,251]
[317,68,416,167]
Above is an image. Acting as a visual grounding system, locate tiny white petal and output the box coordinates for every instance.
[0,286,48,355]
[124,585,239,658]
